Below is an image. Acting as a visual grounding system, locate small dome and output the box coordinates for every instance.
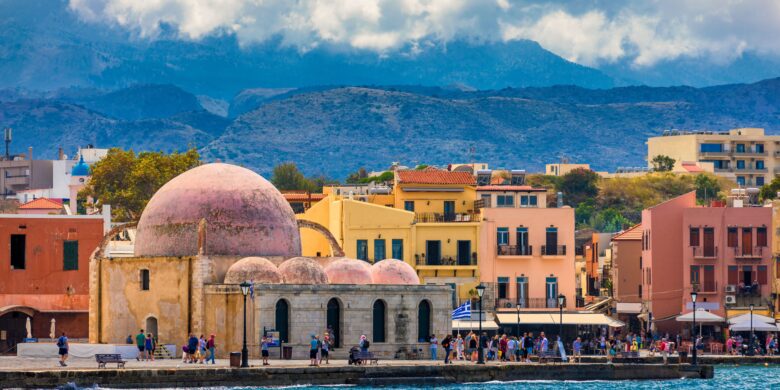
[371,259,420,285]
[224,257,282,284]
[71,155,90,176]
[134,163,301,257]
[323,258,372,284]
[279,257,329,284]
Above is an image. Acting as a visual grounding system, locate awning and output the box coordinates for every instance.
[728,313,776,325]
[729,320,780,332]
[675,309,725,323]
[452,319,499,330]
[495,312,625,327]
[616,303,643,314]
[583,298,612,312]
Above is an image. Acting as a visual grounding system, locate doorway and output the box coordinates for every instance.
[0,311,31,353]
[426,240,441,265]
[457,240,471,265]
[327,298,341,348]
[275,300,290,343]
[145,317,158,341]
[418,300,431,342]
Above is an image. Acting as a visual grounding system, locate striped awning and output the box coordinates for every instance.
[495,312,625,327]
[452,319,499,330]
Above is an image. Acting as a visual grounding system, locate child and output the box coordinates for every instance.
[261,336,270,366]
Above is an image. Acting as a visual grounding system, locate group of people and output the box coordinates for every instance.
[129,329,158,362]
[307,333,334,366]
[181,333,216,364]
[726,334,779,356]
[435,332,563,363]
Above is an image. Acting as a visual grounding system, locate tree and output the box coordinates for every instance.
[345,167,368,184]
[694,174,722,204]
[558,168,599,207]
[590,208,631,232]
[651,155,675,172]
[80,148,200,221]
[271,163,317,192]
[759,176,780,201]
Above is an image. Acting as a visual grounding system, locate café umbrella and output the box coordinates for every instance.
[676,308,724,337]
[729,320,780,332]
[727,313,775,325]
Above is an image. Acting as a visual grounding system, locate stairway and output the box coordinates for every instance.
[154,345,175,360]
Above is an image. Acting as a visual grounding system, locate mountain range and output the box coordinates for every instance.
[1,79,778,178]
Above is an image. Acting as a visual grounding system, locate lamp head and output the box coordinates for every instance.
[476,283,485,298]
[749,303,754,311]
[240,281,251,296]
[690,291,697,303]
[557,294,565,307]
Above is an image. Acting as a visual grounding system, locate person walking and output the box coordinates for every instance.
[456,334,465,360]
[56,332,69,367]
[540,332,549,354]
[499,334,508,361]
[572,337,582,363]
[321,335,330,364]
[198,335,207,364]
[469,333,478,361]
[309,335,320,366]
[507,336,516,362]
[187,333,199,364]
[429,334,438,361]
[524,332,533,363]
[442,335,452,364]
[659,338,669,365]
[206,334,216,364]
[135,329,146,361]
[145,333,155,361]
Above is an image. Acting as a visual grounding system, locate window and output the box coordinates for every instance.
[727,227,738,247]
[356,240,368,261]
[497,277,509,299]
[703,228,715,257]
[374,239,386,261]
[757,177,765,186]
[757,265,768,285]
[736,176,746,186]
[756,160,765,169]
[497,195,514,207]
[391,239,403,260]
[736,160,745,169]
[140,269,150,290]
[516,227,529,254]
[689,227,700,246]
[63,240,79,271]
[756,144,765,153]
[404,201,414,212]
[728,266,738,285]
[520,195,538,207]
[480,194,491,207]
[545,227,558,255]
[516,277,528,307]
[703,265,715,292]
[757,227,767,247]
[545,277,558,308]
[373,300,386,343]
[690,265,700,286]
[736,143,745,153]
[497,227,509,245]
[10,234,26,270]
[418,300,431,342]
[520,195,529,206]
[529,195,538,206]
[700,143,723,152]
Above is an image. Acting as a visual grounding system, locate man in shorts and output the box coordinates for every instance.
[261,335,270,366]
[56,332,69,367]
[309,335,319,366]
[135,329,145,361]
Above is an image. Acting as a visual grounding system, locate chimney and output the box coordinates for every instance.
[58,147,64,160]
[557,192,563,208]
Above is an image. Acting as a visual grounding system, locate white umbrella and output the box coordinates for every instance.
[728,313,775,325]
[25,317,31,339]
[49,319,56,339]
[729,320,779,332]
[675,308,725,323]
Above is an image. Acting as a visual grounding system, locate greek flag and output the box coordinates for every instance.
[452,301,471,320]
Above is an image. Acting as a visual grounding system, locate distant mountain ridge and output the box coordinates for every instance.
[1,79,778,178]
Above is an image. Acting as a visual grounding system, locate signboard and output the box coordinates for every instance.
[685,302,719,311]
[265,331,281,347]
[23,338,38,343]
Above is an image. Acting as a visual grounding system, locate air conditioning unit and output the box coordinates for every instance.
[725,285,736,293]
[505,301,514,308]
[725,295,736,305]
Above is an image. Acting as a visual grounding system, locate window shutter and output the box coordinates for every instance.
[63,240,78,271]
[757,266,767,285]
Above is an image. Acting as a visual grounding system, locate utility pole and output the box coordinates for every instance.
[4,128,11,160]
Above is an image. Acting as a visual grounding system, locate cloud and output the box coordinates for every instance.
[68,0,780,67]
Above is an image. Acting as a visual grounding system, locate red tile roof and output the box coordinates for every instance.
[396,170,476,185]
[681,161,704,173]
[19,198,63,210]
[476,185,546,192]
[612,224,642,241]
[283,193,326,201]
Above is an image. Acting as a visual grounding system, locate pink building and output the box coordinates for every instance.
[682,204,772,319]
[477,185,576,311]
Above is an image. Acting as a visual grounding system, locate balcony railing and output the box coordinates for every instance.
[733,149,767,156]
[541,245,566,256]
[699,151,731,158]
[495,297,558,309]
[691,281,718,294]
[497,245,533,256]
[415,254,477,266]
[413,211,479,223]
[691,246,717,259]
[733,246,764,259]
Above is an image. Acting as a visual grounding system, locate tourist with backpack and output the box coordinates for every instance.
[56,332,69,367]
[659,338,669,365]
[359,335,369,352]
[441,335,452,364]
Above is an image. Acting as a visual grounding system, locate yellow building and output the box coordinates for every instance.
[545,163,590,176]
[300,169,482,301]
[647,128,779,187]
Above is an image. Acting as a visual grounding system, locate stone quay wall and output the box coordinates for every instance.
[0,364,713,388]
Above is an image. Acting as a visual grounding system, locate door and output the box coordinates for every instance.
[327,298,341,348]
[516,277,529,307]
[426,240,441,265]
[374,239,386,261]
[275,300,289,343]
[545,277,558,308]
[443,201,455,220]
[457,240,471,265]
[516,228,529,255]
[545,227,558,255]
[145,317,158,340]
[418,300,431,342]
[742,266,753,286]
[373,300,386,343]
[703,228,715,257]
[0,311,31,352]
[10,234,25,270]
[356,240,368,261]
[391,239,403,260]
[742,228,752,255]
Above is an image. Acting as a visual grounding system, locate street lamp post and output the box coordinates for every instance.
[476,283,486,364]
[516,303,521,338]
[749,303,754,355]
[557,294,566,341]
[240,281,251,368]
[691,291,697,366]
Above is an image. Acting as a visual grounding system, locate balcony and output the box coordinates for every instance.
[495,297,559,309]
[413,211,479,223]
[733,246,764,260]
[699,150,731,158]
[733,149,767,157]
[734,166,768,174]
[415,254,477,267]
[691,281,718,295]
[691,246,717,260]
[725,286,769,308]
[4,174,29,186]
[541,245,566,256]
[497,245,533,256]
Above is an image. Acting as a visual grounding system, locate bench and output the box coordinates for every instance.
[96,353,126,368]
[536,350,562,364]
[354,351,379,365]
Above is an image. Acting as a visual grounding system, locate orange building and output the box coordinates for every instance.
[611,224,643,331]
[0,214,105,351]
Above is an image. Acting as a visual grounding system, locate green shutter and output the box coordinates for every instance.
[63,240,78,270]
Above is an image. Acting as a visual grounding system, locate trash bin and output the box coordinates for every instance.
[282,346,293,360]
[230,352,241,367]
[678,351,688,364]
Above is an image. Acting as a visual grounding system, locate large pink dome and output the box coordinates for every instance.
[279,257,329,284]
[224,257,283,284]
[134,163,301,257]
[323,258,372,284]
[371,259,420,285]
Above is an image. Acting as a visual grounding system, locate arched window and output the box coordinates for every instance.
[327,298,341,348]
[418,300,431,342]
[373,300,386,343]
[275,300,290,343]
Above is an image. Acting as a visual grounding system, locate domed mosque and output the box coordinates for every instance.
[89,163,450,359]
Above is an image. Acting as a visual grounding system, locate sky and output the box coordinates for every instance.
[68,0,780,68]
